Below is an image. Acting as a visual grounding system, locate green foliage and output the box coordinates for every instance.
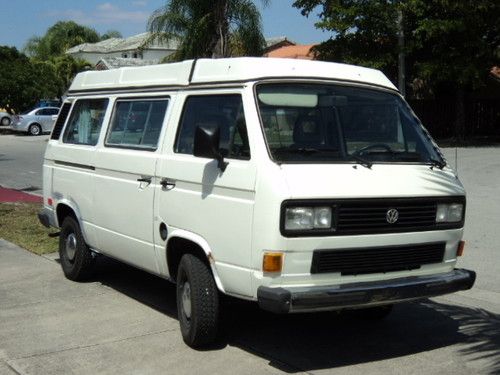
[0,46,57,112]
[293,0,500,97]
[0,21,100,112]
[146,0,268,61]
[100,30,123,41]
[24,21,100,60]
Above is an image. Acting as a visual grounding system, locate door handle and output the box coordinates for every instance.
[160,178,175,190]
[137,176,152,184]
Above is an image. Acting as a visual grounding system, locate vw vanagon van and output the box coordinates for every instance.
[38,58,475,347]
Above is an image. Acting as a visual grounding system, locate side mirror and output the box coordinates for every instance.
[193,125,228,172]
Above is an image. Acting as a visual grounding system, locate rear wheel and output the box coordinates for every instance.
[28,123,42,136]
[59,216,95,281]
[176,254,219,348]
[0,116,10,126]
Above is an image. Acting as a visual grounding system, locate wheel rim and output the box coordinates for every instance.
[1,118,9,126]
[181,281,192,319]
[65,233,77,262]
[30,126,40,135]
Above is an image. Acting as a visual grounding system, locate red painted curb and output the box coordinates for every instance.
[0,187,43,203]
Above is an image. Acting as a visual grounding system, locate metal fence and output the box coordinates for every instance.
[409,98,500,140]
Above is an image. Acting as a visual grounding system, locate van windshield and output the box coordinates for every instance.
[256,83,443,165]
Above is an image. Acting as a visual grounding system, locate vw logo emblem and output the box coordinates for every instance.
[386,208,399,224]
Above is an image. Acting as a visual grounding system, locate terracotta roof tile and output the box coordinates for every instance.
[265,44,316,60]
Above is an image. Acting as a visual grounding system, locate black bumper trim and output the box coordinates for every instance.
[257,268,476,314]
[38,211,51,228]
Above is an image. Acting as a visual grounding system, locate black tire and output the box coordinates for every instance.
[176,254,219,348]
[28,123,42,136]
[59,216,95,281]
[346,304,393,320]
[1,116,10,126]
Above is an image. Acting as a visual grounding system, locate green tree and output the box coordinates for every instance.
[24,21,100,60]
[146,0,269,61]
[51,55,92,92]
[100,30,123,40]
[0,47,60,112]
[293,0,500,97]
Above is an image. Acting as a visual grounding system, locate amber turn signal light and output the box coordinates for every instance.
[263,252,284,273]
[457,240,465,256]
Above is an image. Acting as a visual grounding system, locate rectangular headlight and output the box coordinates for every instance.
[285,206,332,230]
[436,203,464,223]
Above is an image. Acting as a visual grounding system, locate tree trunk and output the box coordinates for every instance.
[455,89,466,142]
[212,0,230,58]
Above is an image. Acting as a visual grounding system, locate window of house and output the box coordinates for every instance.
[106,99,168,150]
[175,95,250,160]
[62,99,109,146]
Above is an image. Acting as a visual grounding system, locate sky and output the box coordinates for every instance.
[0,0,331,50]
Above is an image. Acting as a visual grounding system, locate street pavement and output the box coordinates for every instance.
[0,132,48,196]
[0,133,499,374]
[0,239,499,375]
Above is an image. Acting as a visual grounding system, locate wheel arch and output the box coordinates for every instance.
[166,229,225,293]
[55,201,89,243]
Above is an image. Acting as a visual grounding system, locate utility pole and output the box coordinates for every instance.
[397,8,406,97]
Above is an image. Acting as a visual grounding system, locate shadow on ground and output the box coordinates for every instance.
[89,256,499,373]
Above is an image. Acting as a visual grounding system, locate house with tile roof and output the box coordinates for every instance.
[265,44,316,60]
[66,32,178,66]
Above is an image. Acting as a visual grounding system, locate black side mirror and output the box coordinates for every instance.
[193,125,228,172]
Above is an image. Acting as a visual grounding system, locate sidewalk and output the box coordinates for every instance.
[0,239,281,375]
[1,239,498,374]
[0,187,42,203]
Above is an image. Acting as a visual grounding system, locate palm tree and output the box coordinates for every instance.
[24,21,100,60]
[146,0,269,61]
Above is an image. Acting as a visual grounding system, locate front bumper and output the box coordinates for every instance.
[257,268,476,313]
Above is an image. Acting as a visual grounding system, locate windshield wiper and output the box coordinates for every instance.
[428,158,446,169]
[275,147,339,154]
[350,154,373,169]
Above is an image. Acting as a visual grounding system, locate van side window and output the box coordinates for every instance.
[106,99,168,150]
[175,95,250,160]
[63,99,109,146]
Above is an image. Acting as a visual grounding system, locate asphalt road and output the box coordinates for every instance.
[0,133,499,374]
[0,132,48,196]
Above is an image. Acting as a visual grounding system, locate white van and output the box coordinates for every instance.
[38,58,475,347]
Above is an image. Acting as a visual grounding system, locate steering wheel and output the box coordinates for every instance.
[353,143,394,156]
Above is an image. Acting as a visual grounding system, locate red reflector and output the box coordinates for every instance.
[457,241,465,256]
[47,198,53,206]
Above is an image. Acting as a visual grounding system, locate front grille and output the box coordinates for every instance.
[281,197,466,237]
[337,199,437,234]
[311,242,446,275]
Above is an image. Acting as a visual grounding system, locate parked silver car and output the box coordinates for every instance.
[0,111,12,126]
[11,107,59,135]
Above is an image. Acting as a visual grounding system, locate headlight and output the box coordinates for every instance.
[436,203,464,223]
[285,206,332,230]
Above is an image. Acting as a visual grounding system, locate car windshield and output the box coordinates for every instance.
[256,83,443,165]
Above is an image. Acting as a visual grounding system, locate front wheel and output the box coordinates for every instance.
[176,254,219,348]
[59,216,95,281]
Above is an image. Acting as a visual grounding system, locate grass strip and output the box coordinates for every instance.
[0,203,58,255]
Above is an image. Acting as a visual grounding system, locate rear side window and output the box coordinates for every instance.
[175,95,250,160]
[63,99,109,146]
[51,103,72,140]
[106,99,168,150]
